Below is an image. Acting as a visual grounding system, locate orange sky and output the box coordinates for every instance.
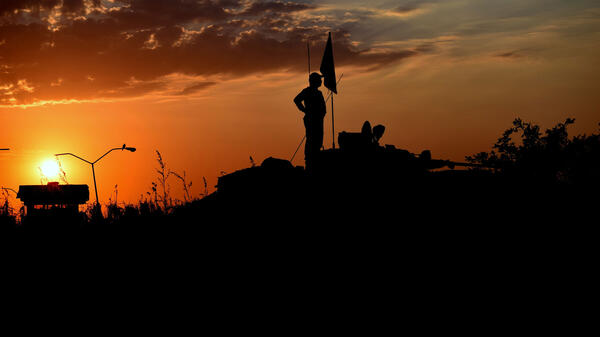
[1,0,599,206]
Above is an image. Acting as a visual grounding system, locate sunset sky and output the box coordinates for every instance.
[1,0,599,205]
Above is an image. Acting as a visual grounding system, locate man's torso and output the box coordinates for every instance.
[301,87,326,122]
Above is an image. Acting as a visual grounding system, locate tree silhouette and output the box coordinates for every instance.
[466,118,600,187]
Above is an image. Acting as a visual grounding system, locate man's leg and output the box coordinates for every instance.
[316,122,324,151]
[304,120,315,170]
[305,122,324,172]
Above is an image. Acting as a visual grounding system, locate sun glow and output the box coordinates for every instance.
[40,159,60,180]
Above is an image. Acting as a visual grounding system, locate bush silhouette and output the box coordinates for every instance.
[466,118,600,187]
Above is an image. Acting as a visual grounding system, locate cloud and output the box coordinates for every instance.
[495,50,523,58]
[0,0,60,16]
[10,0,597,106]
[393,0,437,14]
[0,0,102,18]
[0,0,425,106]
[238,1,314,16]
[177,81,217,95]
[104,0,230,30]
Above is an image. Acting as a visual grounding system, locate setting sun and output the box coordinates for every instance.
[40,160,60,180]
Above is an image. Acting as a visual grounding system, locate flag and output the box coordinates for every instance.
[320,32,337,94]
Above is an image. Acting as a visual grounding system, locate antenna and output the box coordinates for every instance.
[307,41,311,75]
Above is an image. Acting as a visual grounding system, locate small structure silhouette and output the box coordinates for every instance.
[17,182,89,230]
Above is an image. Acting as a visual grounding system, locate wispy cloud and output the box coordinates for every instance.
[1,0,599,107]
[0,0,428,106]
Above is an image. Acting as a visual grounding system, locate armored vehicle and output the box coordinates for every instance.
[213,121,494,212]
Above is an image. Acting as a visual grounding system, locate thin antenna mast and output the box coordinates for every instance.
[307,41,311,75]
[331,94,335,149]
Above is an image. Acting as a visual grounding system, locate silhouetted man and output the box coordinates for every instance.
[294,72,326,170]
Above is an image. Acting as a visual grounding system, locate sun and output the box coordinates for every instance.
[40,159,60,180]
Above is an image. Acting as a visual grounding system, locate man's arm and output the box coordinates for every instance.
[293,90,306,113]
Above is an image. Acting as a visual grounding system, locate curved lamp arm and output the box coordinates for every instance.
[56,146,136,165]
[55,152,93,164]
[93,148,122,165]
[93,146,136,164]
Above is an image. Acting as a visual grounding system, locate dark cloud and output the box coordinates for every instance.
[415,43,435,53]
[393,0,437,13]
[100,80,167,98]
[0,0,425,105]
[496,51,522,58]
[494,49,537,59]
[239,1,314,16]
[60,0,96,15]
[0,0,102,17]
[394,5,418,14]
[0,0,60,16]
[105,0,230,30]
[177,81,217,95]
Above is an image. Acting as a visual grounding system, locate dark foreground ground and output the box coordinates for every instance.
[4,121,595,331]
[2,166,593,247]
[1,168,593,333]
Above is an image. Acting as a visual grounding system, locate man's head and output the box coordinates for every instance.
[309,72,322,88]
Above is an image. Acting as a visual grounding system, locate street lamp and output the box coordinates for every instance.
[55,144,136,213]
[0,148,9,151]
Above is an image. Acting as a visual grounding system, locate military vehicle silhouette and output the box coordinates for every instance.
[212,121,493,214]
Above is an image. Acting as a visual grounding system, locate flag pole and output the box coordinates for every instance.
[331,92,335,149]
[320,32,337,149]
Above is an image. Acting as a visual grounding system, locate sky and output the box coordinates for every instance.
[1,0,599,205]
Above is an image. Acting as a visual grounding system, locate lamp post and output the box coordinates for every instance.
[55,145,136,214]
[0,149,9,151]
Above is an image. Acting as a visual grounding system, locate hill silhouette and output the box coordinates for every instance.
[2,117,596,243]
[3,118,595,322]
